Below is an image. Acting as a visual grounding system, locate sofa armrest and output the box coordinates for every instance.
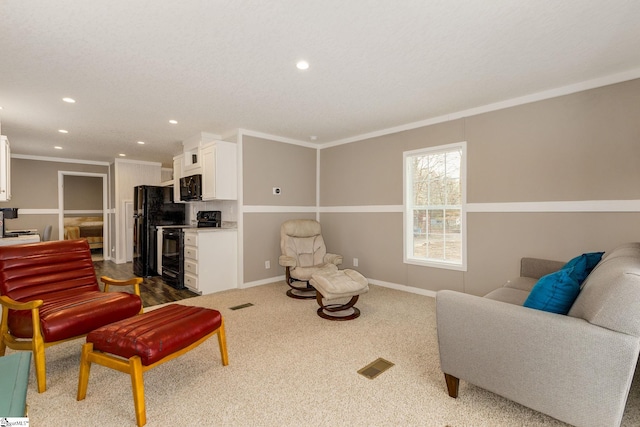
[324,253,343,266]
[436,290,640,427]
[520,257,565,279]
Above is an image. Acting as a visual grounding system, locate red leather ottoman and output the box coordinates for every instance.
[76,304,228,427]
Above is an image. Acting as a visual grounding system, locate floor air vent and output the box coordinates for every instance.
[357,358,394,379]
[229,303,254,310]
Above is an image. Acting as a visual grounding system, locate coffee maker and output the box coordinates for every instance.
[0,207,18,238]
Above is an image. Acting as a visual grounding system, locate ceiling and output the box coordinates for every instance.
[1,1,640,168]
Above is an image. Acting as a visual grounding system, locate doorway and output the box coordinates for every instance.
[58,172,108,261]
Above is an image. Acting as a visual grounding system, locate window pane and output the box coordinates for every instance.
[445,209,461,233]
[444,150,461,205]
[412,156,428,205]
[444,209,461,261]
[427,209,444,259]
[444,235,461,261]
[405,143,465,268]
[412,209,426,257]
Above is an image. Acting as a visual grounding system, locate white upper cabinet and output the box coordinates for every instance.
[0,136,11,201]
[201,141,237,200]
[181,132,217,176]
[183,146,201,174]
[173,154,184,202]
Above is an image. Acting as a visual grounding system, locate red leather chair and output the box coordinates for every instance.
[0,239,143,392]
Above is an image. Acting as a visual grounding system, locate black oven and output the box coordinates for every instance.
[161,228,185,289]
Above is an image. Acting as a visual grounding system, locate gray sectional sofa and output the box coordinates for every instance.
[436,242,640,427]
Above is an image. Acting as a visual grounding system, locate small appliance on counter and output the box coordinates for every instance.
[0,208,19,237]
[197,210,221,228]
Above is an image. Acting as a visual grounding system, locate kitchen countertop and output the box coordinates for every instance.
[184,226,237,233]
[156,223,237,233]
[0,234,41,246]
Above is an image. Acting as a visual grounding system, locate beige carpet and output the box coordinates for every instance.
[13,282,640,426]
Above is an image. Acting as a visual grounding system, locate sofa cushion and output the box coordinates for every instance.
[0,240,100,302]
[87,304,222,366]
[502,276,538,292]
[8,289,142,342]
[562,252,604,284]
[484,287,531,305]
[523,267,580,314]
[290,262,338,281]
[568,251,640,336]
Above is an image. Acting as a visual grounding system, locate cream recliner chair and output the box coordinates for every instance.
[279,219,343,298]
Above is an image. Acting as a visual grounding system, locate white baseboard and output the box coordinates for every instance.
[240,275,437,298]
[242,275,286,289]
[368,278,437,298]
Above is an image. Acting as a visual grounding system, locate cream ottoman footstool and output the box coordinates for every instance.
[310,269,369,320]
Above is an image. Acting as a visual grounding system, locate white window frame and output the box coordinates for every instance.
[403,141,467,271]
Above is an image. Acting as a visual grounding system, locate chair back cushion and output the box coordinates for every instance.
[1,239,142,342]
[280,220,327,268]
[0,239,99,301]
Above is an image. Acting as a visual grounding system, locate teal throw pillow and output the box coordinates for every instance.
[562,252,604,284]
[523,267,581,314]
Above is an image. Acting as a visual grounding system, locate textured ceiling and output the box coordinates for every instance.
[1,1,640,167]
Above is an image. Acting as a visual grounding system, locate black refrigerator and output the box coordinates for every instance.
[133,185,186,277]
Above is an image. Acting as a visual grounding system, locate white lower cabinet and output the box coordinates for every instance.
[183,229,237,295]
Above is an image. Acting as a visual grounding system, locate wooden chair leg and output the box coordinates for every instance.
[129,356,146,427]
[444,373,459,398]
[77,342,93,401]
[217,319,229,366]
[0,313,8,356]
[32,336,47,393]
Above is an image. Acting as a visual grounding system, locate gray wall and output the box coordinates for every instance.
[242,136,317,282]
[243,136,316,206]
[321,120,464,206]
[64,175,103,210]
[466,81,640,203]
[243,212,316,283]
[0,158,108,240]
[317,78,640,296]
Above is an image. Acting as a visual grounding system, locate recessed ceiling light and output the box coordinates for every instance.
[62,97,76,103]
[296,60,309,70]
[54,146,62,150]
[119,153,126,157]
[310,135,317,141]
[58,129,68,133]
[169,120,178,124]
[137,141,145,145]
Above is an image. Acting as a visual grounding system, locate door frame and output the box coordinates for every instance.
[58,171,108,258]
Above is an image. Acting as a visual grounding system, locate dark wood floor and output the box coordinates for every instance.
[93,260,198,308]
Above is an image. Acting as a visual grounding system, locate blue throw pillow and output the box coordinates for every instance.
[562,252,604,284]
[523,267,581,314]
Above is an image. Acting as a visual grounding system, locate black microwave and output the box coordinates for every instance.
[180,174,202,201]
